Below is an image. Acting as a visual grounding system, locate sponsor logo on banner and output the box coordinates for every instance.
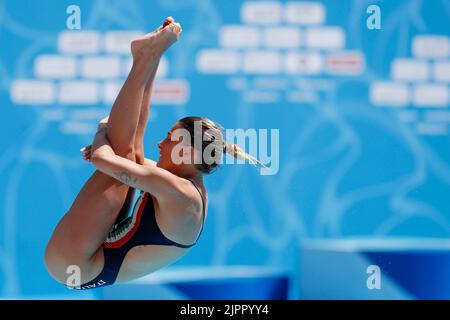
[263,27,302,48]
[285,52,323,74]
[104,31,145,54]
[413,84,449,107]
[11,80,55,105]
[152,80,190,105]
[243,51,281,74]
[58,31,101,54]
[285,2,326,25]
[58,81,100,104]
[219,25,261,48]
[326,51,365,75]
[370,82,411,107]
[241,1,282,25]
[81,56,121,79]
[412,35,450,59]
[305,27,345,49]
[196,50,240,74]
[434,61,450,82]
[391,59,430,82]
[34,55,78,79]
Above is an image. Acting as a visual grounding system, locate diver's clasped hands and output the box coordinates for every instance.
[80,117,109,162]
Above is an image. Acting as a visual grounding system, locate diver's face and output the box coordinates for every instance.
[157,122,194,169]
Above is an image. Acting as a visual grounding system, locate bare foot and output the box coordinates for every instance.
[161,17,175,29]
[131,17,182,59]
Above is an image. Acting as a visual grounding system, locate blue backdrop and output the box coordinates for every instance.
[0,0,449,299]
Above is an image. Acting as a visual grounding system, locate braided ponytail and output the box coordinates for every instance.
[178,116,268,174]
[223,142,267,168]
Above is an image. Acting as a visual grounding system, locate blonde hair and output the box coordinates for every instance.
[178,116,267,174]
[223,142,267,168]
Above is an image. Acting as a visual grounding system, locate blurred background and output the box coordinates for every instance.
[1,0,450,300]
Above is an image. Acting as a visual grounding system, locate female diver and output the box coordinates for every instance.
[44,17,262,290]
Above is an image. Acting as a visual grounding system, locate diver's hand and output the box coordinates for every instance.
[80,145,93,162]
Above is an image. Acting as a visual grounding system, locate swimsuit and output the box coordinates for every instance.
[71,178,205,290]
